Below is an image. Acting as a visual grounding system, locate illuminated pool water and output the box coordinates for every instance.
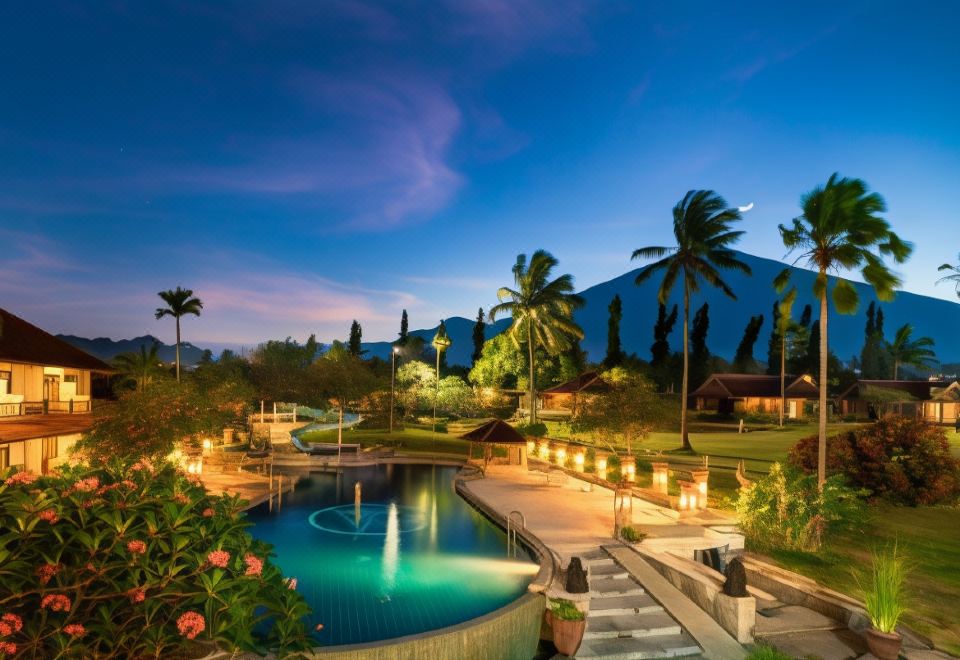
[246,464,537,646]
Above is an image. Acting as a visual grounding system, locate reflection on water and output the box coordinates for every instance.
[247,463,536,646]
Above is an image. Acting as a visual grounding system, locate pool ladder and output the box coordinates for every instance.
[506,510,526,558]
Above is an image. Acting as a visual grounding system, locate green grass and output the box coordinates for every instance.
[297,425,470,457]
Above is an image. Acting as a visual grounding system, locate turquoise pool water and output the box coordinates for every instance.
[246,464,537,646]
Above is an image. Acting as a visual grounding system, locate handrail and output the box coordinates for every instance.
[506,510,526,559]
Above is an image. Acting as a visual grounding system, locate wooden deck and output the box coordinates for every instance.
[0,413,96,443]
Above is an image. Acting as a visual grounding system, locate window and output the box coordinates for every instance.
[0,447,9,469]
[0,370,10,395]
[64,375,78,384]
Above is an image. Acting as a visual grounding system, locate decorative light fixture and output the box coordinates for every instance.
[679,481,699,511]
[555,446,567,466]
[690,469,709,508]
[595,452,608,481]
[622,456,636,483]
[651,462,670,494]
[573,451,585,472]
[538,441,550,461]
[527,440,536,455]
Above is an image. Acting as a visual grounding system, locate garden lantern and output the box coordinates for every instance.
[595,451,608,480]
[555,445,567,467]
[651,462,669,494]
[573,450,585,472]
[679,481,698,511]
[622,456,636,483]
[527,440,536,455]
[691,469,709,508]
[538,441,550,461]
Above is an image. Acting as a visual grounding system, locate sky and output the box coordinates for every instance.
[1,0,958,352]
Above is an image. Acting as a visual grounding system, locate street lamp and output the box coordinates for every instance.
[390,346,399,434]
[431,320,452,435]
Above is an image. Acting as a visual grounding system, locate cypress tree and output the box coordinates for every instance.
[875,307,891,378]
[348,320,363,357]
[604,295,625,367]
[766,300,782,375]
[398,310,409,346]
[804,318,821,376]
[471,307,485,366]
[734,315,764,372]
[689,303,711,389]
[651,303,678,366]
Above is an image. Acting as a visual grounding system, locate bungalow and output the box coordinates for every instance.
[838,379,959,423]
[0,308,112,473]
[690,373,819,419]
[518,371,609,419]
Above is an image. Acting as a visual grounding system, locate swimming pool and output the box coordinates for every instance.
[246,463,538,646]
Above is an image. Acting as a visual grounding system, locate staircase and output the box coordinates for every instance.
[573,549,701,659]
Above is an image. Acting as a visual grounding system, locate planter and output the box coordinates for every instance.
[865,628,902,660]
[545,611,586,657]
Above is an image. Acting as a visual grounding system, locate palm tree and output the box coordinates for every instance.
[776,173,911,488]
[632,190,751,451]
[155,287,204,382]
[937,254,960,299]
[113,343,164,392]
[489,251,584,425]
[888,324,936,379]
[775,288,798,428]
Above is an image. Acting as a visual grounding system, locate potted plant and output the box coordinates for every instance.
[545,598,586,657]
[862,544,907,660]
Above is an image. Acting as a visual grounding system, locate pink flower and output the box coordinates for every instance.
[121,479,137,490]
[315,623,325,632]
[0,641,16,655]
[63,623,86,637]
[4,471,37,486]
[36,563,61,585]
[127,587,146,603]
[38,509,59,524]
[202,508,215,518]
[173,493,189,505]
[40,594,71,612]
[126,540,147,555]
[71,476,100,493]
[130,458,154,473]
[286,577,298,590]
[176,611,205,640]
[207,550,230,568]
[1,614,22,634]
[243,554,263,577]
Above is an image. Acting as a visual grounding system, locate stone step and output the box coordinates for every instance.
[589,561,629,580]
[579,548,609,561]
[584,611,681,640]
[575,631,701,659]
[588,593,663,617]
[590,576,644,597]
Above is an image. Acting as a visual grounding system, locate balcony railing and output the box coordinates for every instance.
[0,399,95,417]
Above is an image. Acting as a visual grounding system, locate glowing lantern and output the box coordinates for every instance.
[679,481,699,511]
[651,462,670,494]
[538,441,550,461]
[527,440,536,455]
[622,456,636,483]
[690,469,709,508]
[573,451,585,472]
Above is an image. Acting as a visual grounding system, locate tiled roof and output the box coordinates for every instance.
[458,418,527,445]
[0,308,112,372]
[691,373,819,399]
[839,379,955,401]
[542,372,609,395]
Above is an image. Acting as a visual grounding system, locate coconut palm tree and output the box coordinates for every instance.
[888,324,936,379]
[113,343,164,392]
[937,254,960,299]
[155,287,203,382]
[489,251,584,425]
[775,288,798,428]
[632,190,751,451]
[776,173,911,487]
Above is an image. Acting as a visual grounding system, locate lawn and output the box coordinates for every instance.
[297,424,470,457]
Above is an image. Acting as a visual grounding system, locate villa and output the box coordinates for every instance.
[519,371,609,419]
[690,373,819,419]
[838,379,960,423]
[0,308,112,472]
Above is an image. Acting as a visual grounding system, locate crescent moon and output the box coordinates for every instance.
[738,202,754,212]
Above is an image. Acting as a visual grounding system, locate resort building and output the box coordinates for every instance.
[519,371,609,419]
[690,373,819,419]
[0,308,112,472]
[838,379,960,423]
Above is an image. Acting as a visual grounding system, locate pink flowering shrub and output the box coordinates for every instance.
[0,461,312,658]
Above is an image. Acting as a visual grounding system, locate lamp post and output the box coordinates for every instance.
[431,320,452,435]
[389,346,399,434]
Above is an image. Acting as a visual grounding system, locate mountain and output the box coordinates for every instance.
[360,317,513,365]
[57,334,208,366]
[574,250,960,367]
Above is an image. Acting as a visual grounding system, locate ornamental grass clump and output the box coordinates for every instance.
[863,544,908,634]
[0,461,312,658]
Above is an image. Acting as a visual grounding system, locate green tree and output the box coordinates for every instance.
[309,341,381,449]
[632,190,750,450]
[348,320,364,357]
[888,324,937,379]
[489,250,584,425]
[776,173,912,487]
[937,254,960,299]
[112,342,165,392]
[765,300,783,376]
[689,303,712,390]
[650,303,678,367]
[604,294,625,368]
[471,307,486,366]
[773,289,798,426]
[431,320,452,427]
[154,286,203,382]
[468,333,525,389]
[396,360,436,414]
[249,335,320,404]
[398,309,409,345]
[733,314,765,373]
[786,304,813,375]
[437,376,475,417]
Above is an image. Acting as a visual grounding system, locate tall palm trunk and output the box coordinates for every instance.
[817,284,829,489]
[527,322,537,425]
[175,317,182,382]
[893,361,900,380]
[779,330,786,428]
[680,282,691,451]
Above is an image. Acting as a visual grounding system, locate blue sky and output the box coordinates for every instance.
[2,1,958,351]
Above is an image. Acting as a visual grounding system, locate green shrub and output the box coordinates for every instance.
[745,643,793,659]
[862,544,907,634]
[516,422,548,437]
[549,598,584,621]
[736,463,864,552]
[789,417,960,505]
[0,461,312,658]
[619,526,646,543]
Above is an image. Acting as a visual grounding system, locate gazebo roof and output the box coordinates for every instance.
[458,418,527,445]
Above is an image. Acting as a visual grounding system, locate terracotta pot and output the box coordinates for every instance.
[546,611,586,657]
[865,627,902,660]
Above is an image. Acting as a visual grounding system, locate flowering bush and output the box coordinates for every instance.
[0,461,312,658]
[789,417,960,505]
[736,463,864,552]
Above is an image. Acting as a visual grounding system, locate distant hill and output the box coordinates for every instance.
[58,334,207,366]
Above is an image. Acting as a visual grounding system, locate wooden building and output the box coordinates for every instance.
[838,379,959,423]
[519,371,609,419]
[691,373,819,419]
